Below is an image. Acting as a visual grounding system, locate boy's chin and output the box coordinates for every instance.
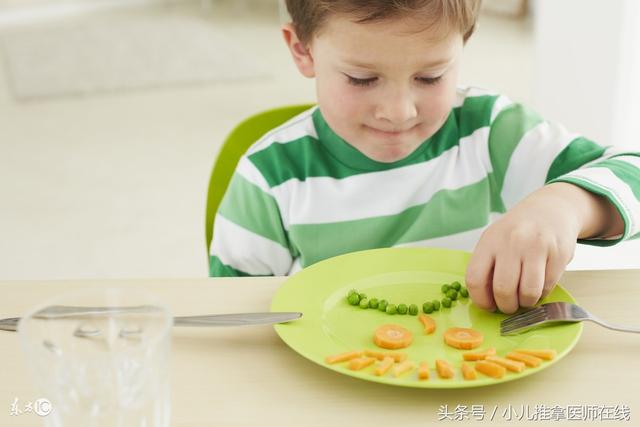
[360,143,420,163]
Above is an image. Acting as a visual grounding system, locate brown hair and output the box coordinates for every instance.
[285,0,482,46]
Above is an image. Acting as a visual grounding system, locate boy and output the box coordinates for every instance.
[210,0,640,314]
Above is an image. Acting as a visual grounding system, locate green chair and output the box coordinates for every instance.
[205,104,315,270]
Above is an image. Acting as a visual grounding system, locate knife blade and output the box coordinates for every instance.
[0,311,302,332]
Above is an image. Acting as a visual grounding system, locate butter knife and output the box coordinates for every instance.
[0,311,302,332]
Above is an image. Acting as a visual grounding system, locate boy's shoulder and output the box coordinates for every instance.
[244,106,319,158]
[454,85,514,123]
[235,105,320,189]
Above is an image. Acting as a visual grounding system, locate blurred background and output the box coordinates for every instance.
[0,0,638,280]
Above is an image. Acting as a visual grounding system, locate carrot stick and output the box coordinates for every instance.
[485,355,526,373]
[436,359,455,379]
[506,352,542,368]
[475,360,506,379]
[325,350,364,364]
[462,348,497,361]
[364,349,407,363]
[418,361,430,380]
[461,362,477,380]
[348,357,376,371]
[418,314,436,334]
[373,356,394,376]
[513,348,557,360]
[392,360,416,378]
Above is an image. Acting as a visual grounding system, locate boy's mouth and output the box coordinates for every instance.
[365,124,419,138]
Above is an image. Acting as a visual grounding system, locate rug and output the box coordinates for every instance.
[0,13,272,99]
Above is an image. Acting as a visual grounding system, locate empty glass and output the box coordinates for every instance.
[18,288,172,427]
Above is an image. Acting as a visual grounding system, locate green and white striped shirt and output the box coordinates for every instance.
[210,87,640,277]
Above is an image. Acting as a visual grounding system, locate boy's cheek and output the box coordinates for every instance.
[318,86,363,121]
[318,77,359,105]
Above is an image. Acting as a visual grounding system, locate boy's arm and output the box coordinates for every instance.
[209,157,294,277]
[466,104,640,313]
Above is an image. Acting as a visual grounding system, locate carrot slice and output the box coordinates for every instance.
[325,350,364,364]
[373,324,413,350]
[486,355,525,373]
[463,348,497,361]
[418,361,430,380]
[373,356,395,376]
[443,327,484,350]
[348,357,376,371]
[364,349,407,363]
[392,360,416,378]
[506,352,542,367]
[475,360,506,379]
[461,362,477,380]
[417,314,436,334]
[513,348,557,360]
[436,359,455,379]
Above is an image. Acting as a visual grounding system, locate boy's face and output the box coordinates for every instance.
[284,14,464,163]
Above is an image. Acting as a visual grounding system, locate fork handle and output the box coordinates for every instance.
[588,318,640,333]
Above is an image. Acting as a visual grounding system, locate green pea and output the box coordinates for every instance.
[441,284,450,293]
[378,299,388,311]
[409,304,418,316]
[442,297,452,308]
[451,281,461,291]
[447,290,459,301]
[423,302,434,314]
[358,293,367,300]
[347,293,360,305]
[397,304,408,315]
[368,298,379,309]
[386,304,397,315]
[460,287,469,298]
[348,289,358,297]
[359,298,369,309]
[432,300,441,310]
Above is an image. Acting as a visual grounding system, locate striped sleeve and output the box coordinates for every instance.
[487,103,640,245]
[209,156,294,277]
[548,152,640,244]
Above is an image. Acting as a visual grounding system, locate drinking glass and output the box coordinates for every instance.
[18,287,172,426]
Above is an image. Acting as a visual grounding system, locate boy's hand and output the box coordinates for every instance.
[465,183,623,314]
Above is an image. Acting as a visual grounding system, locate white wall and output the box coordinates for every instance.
[612,1,640,151]
[533,0,640,149]
[533,0,640,269]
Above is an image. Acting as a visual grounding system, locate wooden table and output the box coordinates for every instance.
[1,271,638,426]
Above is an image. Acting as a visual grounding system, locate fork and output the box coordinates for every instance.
[500,302,640,335]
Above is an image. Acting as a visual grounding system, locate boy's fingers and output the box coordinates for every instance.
[540,255,566,300]
[492,252,521,314]
[518,253,546,308]
[465,251,496,311]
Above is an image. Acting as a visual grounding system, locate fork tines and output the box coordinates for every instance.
[500,306,550,335]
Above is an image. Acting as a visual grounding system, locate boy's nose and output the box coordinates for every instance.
[374,91,418,126]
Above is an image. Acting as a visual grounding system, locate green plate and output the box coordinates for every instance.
[271,247,582,388]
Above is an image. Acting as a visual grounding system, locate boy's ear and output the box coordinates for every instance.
[281,24,315,78]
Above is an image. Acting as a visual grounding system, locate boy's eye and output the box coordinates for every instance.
[344,74,443,87]
[345,75,377,87]
[416,76,443,86]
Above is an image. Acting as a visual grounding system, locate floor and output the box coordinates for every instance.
[0,1,637,280]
